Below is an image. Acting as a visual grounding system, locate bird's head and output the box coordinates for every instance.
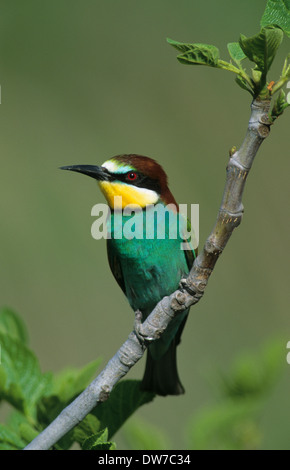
[61,154,177,209]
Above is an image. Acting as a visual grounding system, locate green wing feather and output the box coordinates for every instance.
[106,238,126,296]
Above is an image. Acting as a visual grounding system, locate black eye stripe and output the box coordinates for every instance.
[108,171,161,194]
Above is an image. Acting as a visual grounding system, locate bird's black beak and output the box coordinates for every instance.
[60,165,111,181]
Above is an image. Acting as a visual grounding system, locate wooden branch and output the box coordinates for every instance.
[24,97,271,450]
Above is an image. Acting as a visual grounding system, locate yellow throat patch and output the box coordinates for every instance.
[99,181,159,209]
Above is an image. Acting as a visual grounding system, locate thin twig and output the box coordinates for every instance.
[24,97,272,450]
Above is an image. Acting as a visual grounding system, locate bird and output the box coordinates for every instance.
[61,154,196,396]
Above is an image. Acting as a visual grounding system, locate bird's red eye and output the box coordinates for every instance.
[127,172,137,181]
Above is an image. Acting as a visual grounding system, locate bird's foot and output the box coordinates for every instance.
[134,309,148,346]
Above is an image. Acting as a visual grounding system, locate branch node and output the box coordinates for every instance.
[257,124,270,139]
[180,277,206,301]
[259,113,272,126]
[98,385,110,403]
[175,291,187,305]
[170,294,187,312]
[204,239,223,256]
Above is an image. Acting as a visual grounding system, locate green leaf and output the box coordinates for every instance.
[0,332,52,418]
[0,308,28,344]
[92,380,155,439]
[0,423,26,450]
[186,340,284,450]
[220,339,284,399]
[187,399,262,450]
[283,54,290,76]
[4,409,38,446]
[123,417,169,450]
[37,357,101,437]
[227,42,247,65]
[73,413,101,445]
[52,357,102,403]
[239,26,284,75]
[271,89,289,119]
[261,0,290,37]
[81,428,116,450]
[167,38,220,67]
[19,422,39,444]
[252,67,263,84]
[235,75,254,95]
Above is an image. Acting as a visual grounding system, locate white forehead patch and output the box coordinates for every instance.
[102,159,134,174]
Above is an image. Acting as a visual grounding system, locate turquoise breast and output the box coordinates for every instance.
[107,205,190,358]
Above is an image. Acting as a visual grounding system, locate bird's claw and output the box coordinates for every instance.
[134,309,147,345]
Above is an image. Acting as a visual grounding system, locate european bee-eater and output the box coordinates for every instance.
[61,154,196,396]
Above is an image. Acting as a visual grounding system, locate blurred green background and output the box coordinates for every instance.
[0,0,290,449]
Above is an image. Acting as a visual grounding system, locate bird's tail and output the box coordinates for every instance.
[140,339,184,396]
